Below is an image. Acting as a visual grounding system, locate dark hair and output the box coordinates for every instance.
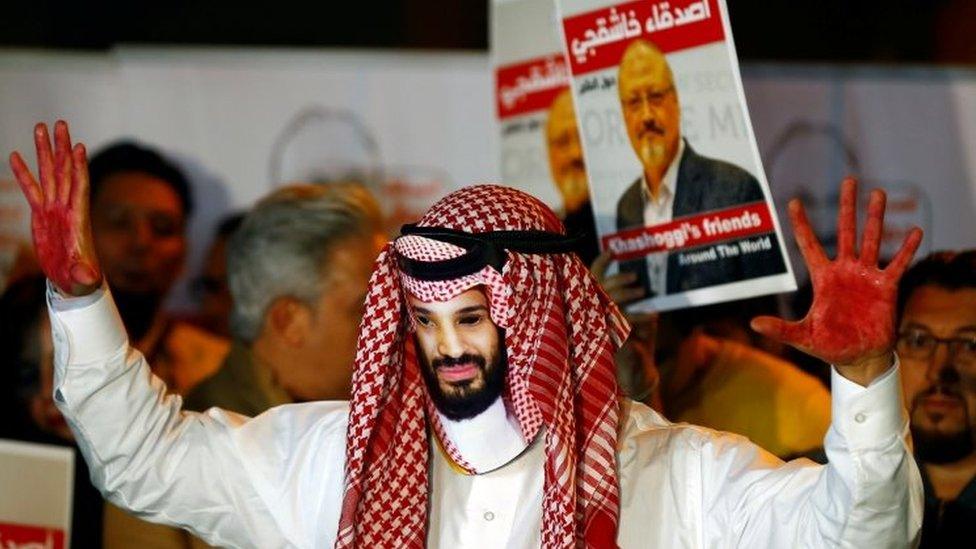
[0,274,49,437]
[0,274,48,360]
[88,141,193,216]
[897,250,976,320]
[216,212,246,239]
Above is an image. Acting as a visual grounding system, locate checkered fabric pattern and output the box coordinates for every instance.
[336,185,630,548]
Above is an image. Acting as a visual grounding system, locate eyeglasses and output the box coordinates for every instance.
[896,330,976,365]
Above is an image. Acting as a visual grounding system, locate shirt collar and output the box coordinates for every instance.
[435,397,527,473]
[640,138,685,206]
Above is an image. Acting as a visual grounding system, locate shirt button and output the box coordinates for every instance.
[855,412,867,423]
[483,511,495,521]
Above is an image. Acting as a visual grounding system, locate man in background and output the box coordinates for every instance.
[185,184,385,414]
[87,141,227,392]
[897,250,976,547]
[192,212,245,338]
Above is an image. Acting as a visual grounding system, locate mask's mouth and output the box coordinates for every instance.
[394,223,583,281]
[438,363,480,384]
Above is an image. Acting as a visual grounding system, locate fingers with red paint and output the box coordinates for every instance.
[749,315,805,347]
[9,121,102,295]
[886,226,924,278]
[10,150,43,209]
[836,178,857,259]
[786,199,828,272]
[751,177,925,386]
[859,189,886,266]
[71,142,90,216]
[35,123,56,201]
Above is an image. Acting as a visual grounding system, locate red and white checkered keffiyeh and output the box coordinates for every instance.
[336,185,629,548]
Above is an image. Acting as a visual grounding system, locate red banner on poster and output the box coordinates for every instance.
[495,53,570,119]
[602,201,775,260]
[0,522,65,549]
[562,0,724,76]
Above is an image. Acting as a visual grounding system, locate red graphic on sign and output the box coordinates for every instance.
[603,201,775,260]
[495,53,570,119]
[562,0,724,76]
[0,522,65,549]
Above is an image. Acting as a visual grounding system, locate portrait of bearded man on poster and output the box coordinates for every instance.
[615,39,786,300]
[545,87,600,264]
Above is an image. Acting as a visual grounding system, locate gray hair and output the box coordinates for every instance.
[227,183,382,342]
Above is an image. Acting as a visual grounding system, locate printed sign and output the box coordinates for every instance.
[556,0,796,312]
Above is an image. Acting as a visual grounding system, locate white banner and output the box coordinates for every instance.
[745,65,976,282]
[0,439,73,549]
[1,49,974,305]
[0,48,497,307]
[492,0,573,212]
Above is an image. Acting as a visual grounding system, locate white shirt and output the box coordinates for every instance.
[437,397,527,472]
[640,139,685,296]
[47,286,922,548]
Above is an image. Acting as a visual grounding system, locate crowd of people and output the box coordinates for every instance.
[1,121,972,547]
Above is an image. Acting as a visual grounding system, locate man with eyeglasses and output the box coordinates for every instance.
[897,250,976,547]
[614,39,786,301]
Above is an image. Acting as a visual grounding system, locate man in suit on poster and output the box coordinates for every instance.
[615,39,785,300]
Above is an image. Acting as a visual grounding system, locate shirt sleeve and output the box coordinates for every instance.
[47,284,292,548]
[700,360,923,548]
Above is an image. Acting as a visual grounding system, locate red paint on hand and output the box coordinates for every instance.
[9,121,101,296]
[751,179,923,384]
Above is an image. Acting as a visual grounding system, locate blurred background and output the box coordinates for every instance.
[1,3,974,546]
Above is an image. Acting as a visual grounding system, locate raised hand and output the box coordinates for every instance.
[591,250,661,407]
[10,121,102,296]
[751,178,923,386]
[590,250,658,323]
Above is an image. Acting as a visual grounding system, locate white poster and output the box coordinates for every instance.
[555,0,796,312]
[492,0,575,212]
[0,439,74,549]
[493,0,605,263]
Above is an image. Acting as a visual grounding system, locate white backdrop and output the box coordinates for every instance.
[745,65,976,280]
[0,48,498,308]
[1,48,975,308]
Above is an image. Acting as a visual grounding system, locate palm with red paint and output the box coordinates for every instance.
[751,178,923,386]
[9,121,102,296]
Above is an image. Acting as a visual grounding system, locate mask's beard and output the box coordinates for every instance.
[113,290,163,342]
[418,331,508,421]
